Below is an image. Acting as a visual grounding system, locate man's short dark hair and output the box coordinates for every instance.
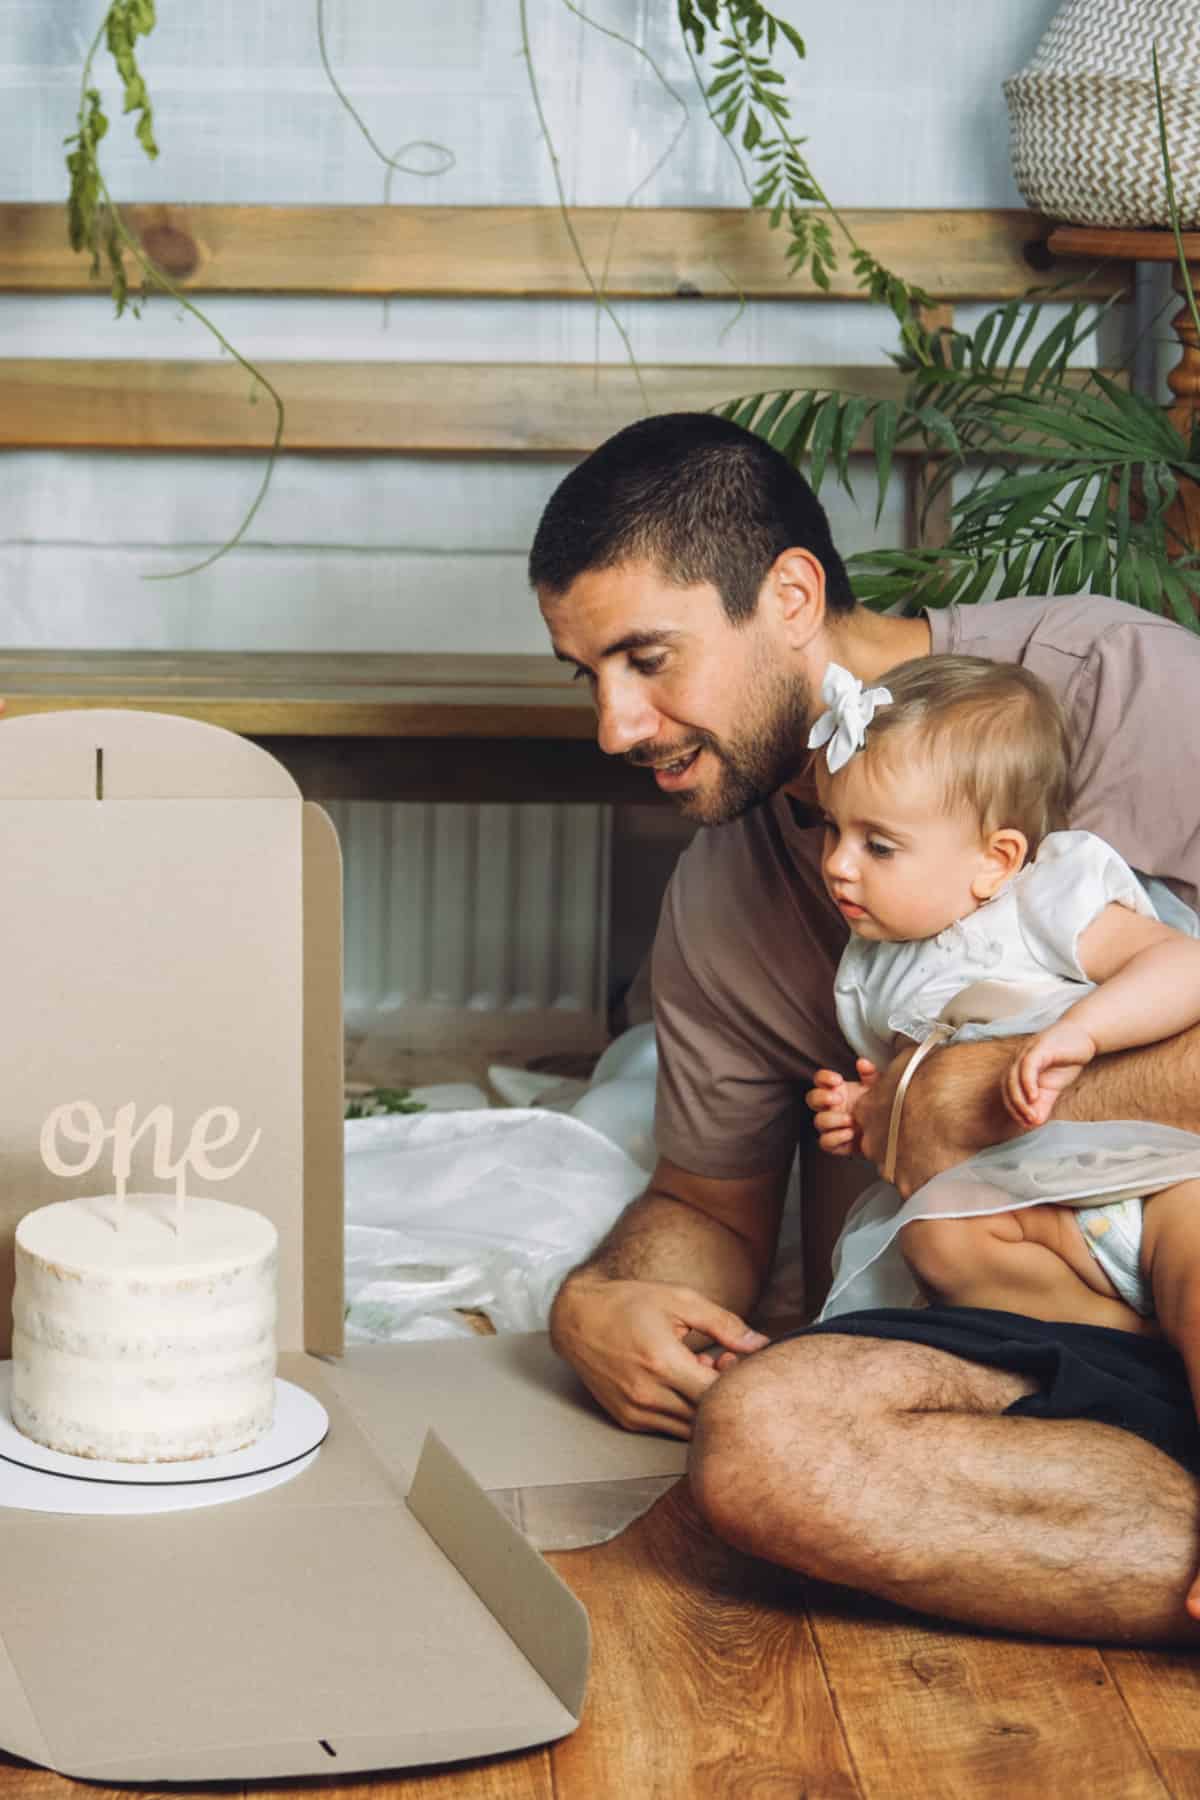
[528,411,855,621]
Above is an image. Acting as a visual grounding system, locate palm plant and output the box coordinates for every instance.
[721,49,1200,631]
[720,293,1200,629]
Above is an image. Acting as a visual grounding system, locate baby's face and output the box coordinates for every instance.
[816,751,997,943]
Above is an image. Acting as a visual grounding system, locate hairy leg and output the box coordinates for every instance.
[688,1331,1200,1642]
[899,1206,1153,1335]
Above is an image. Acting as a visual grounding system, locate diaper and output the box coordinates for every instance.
[1074,1196,1153,1316]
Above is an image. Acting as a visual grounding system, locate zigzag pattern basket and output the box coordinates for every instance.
[1004,0,1200,228]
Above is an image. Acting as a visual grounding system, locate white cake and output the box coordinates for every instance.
[11,1193,278,1463]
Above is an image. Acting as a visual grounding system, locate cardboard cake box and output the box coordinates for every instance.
[0,709,686,1782]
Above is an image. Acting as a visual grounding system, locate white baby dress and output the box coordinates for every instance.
[819,830,1200,1320]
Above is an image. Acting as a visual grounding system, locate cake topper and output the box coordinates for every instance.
[40,1101,262,1231]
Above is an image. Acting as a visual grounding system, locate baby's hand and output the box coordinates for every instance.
[805,1060,878,1155]
[1004,1022,1097,1128]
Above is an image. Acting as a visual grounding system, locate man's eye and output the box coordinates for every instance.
[630,655,667,676]
[571,666,596,684]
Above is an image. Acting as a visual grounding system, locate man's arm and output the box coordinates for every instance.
[857,1022,1200,1199]
[549,1156,789,1438]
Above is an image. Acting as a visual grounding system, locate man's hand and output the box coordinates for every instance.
[549,1272,769,1439]
[856,1038,1026,1198]
[805,1060,879,1155]
[1005,1021,1096,1128]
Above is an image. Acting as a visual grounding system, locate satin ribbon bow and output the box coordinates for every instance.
[806,662,893,773]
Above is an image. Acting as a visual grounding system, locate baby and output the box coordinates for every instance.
[803,653,1200,1412]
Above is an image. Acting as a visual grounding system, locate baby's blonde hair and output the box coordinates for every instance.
[853,654,1072,851]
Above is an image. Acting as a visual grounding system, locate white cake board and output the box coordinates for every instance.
[0,1369,327,1515]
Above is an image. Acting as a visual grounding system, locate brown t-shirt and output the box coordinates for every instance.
[652,594,1200,1179]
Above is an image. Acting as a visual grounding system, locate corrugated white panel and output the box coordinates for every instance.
[328,799,611,1035]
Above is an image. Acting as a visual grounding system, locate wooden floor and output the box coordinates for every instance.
[5,1044,1195,1796]
[2,1474,1199,1798]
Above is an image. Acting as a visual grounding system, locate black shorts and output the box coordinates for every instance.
[794,1306,1200,1477]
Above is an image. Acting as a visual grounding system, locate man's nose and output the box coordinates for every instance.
[595,677,660,756]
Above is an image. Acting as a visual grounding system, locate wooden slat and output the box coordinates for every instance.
[809,1598,1168,1798]
[0,359,915,454]
[0,205,1130,302]
[0,358,1115,457]
[0,651,595,739]
[1102,1646,1200,1795]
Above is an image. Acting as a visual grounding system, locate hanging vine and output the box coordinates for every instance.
[63,1,925,577]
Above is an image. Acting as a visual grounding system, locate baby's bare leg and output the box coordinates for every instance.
[900,1205,1153,1333]
[1142,1181,1200,1420]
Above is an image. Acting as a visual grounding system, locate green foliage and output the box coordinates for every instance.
[720,296,1200,627]
[344,1087,426,1120]
[65,0,157,317]
[677,0,927,322]
[719,53,1200,630]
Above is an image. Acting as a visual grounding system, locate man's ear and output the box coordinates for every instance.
[971,827,1028,900]
[766,549,827,647]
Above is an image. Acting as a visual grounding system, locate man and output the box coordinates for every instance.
[529,411,1200,1643]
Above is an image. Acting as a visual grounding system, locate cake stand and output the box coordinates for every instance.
[0,1366,328,1514]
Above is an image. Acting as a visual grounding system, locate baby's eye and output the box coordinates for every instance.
[866,839,895,859]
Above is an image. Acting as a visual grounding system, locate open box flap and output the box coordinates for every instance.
[0,1370,585,1780]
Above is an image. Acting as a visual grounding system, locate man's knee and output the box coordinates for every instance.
[687,1336,868,1565]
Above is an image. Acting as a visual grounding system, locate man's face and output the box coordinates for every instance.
[539,559,818,825]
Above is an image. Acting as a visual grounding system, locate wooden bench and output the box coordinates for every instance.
[0,203,1126,800]
[0,649,651,803]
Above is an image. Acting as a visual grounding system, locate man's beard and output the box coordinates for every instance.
[630,666,817,826]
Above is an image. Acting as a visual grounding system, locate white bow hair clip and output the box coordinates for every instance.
[807,662,893,773]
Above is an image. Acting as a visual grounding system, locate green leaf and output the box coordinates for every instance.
[1055,534,1085,595]
[807,396,838,495]
[911,403,961,457]
[751,389,791,439]
[1161,566,1200,630]
[1020,310,1079,393]
[833,394,871,491]
[770,391,820,461]
[731,392,765,430]
[995,540,1034,599]
[706,68,741,99]
[871,401,898,523]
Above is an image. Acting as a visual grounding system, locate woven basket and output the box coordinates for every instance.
[1004,0,1200,228]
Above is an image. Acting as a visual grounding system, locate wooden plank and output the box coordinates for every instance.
[1102,1646,1200,1795]
[1048,225,1200,265]
[0,1751,553,1800]
[809,1596,1168,1799]
[0,650,582,696]
[0,651,601,741]
[0,205,1130,303]
[0,359,905,455]
[548,1482,861,1798]
[298,1755,555,1799]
